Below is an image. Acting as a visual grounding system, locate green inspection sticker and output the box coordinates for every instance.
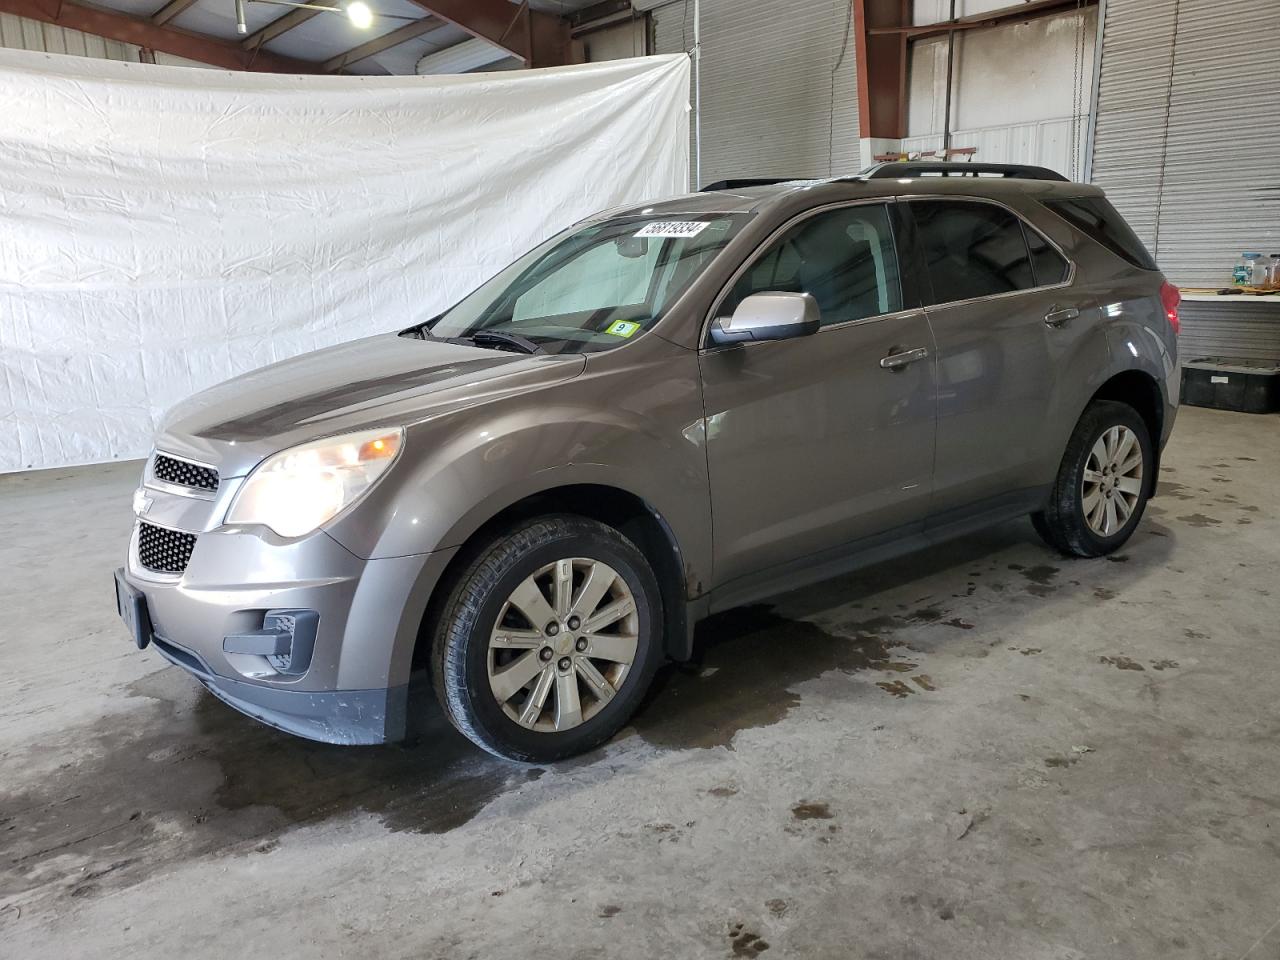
[605,320,641,339]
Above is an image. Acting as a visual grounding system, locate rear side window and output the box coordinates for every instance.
[912,200,1036,303]
[1025,224,1071,285]
[1043,196,1158,271]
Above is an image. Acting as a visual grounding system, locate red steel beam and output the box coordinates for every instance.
[0,0,326,72]
[853,0,909,140]
[405,0,575,67]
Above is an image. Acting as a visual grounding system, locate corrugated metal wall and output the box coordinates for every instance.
[652,0,859,188]
[0,12,138,61]
[1091,0,1280,288]
[1088,0,1175,248]
[1179,302,1280,363]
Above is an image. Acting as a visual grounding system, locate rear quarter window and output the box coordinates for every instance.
[1043,197,1158,271]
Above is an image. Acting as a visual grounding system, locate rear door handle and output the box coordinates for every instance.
[880,346,930,370]
[1044,307,1080,328]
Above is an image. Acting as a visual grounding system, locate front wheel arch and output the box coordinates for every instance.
[414,483,693,681]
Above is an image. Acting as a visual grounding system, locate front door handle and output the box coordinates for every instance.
[880,346,930,370]
[1044,306,1080,328]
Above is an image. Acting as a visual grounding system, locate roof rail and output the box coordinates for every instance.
[861,161,1070,182]
[700,178,797,192]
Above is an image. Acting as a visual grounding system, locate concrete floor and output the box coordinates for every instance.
[2,404,1278,959]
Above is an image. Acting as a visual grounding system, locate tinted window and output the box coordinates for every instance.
[1024,223,1070,285]
[722,204,902,327]
[1044,196,1158,270]
[913,201,1036,304]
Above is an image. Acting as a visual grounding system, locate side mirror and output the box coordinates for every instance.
[709,291,820,345]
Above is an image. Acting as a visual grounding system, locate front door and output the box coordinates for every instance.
[699,202,938,592]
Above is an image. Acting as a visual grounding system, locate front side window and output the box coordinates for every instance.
[427,214,750,353]
[720,204,902,327]
[912,200,1037,304]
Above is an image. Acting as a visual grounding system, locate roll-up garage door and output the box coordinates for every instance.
[1091,0,1280,288]
[651,0,860,188]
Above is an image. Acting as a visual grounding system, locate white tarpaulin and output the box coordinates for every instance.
[0,50,690,473]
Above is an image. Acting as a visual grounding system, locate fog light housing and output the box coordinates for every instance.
[223,608,318,676]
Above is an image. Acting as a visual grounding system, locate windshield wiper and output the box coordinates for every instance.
[466,330,544,355]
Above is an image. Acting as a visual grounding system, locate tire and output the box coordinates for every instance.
[1032,400,1154,558]
[431,514,663,763]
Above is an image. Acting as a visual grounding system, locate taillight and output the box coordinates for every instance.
[1160,281,1181,336]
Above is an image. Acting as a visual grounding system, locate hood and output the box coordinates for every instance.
[156,334,585,476]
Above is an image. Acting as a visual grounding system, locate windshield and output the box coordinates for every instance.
[425,213,750,354]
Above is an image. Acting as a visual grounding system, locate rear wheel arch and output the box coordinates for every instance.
[1085,369,1165,491]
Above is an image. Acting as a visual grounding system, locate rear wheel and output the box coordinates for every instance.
[431,515,662,762]
[1032,400,1153,557]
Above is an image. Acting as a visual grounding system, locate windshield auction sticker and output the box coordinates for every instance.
[634,221,709,238]
[605,320,641,338]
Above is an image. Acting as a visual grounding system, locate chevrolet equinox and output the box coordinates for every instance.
[115,162,1181,761]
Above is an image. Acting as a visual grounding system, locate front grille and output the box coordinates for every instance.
[138,521,197,575]
[153,453,219,492]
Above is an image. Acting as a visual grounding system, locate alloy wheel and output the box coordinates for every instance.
[486,558,639,733]
[1081,424,1144,537]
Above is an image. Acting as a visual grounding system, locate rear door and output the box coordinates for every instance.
[699,202,937,592]
[907,198,1075,517]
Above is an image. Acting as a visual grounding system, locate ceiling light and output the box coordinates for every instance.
[346,1,373,28]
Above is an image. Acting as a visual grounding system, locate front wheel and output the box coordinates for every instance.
[431,515,663,762]
[1032,400,1154,557]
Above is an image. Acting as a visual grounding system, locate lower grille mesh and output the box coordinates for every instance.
[137,522,197,574]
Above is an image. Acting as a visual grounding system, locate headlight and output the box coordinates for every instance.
[226,427,403,538]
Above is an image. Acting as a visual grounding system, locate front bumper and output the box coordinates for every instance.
[148,630,407,745]
[120,520,453,745]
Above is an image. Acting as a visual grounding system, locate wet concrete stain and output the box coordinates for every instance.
[1044,756,1079,768]
[791,801,833,821]
[729,922,770,957]
[708,786,739,798]
[1021,565,1060,585]
[1010,564,1062,597]
[1100,655,1145,671]
[1178,514,1222,527]
[598,904,622,918]
[1094,587,1118,600]
[1158,479,1197,501]
[876,680,914,698]
[1151,660,1179,671]
[1185,629,1209,640]
[0,669,555,907]
[633,605,914,751]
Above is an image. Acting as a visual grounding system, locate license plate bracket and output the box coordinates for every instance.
[114,567,153,650]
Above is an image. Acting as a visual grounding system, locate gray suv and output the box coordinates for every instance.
[114,162,1180,762]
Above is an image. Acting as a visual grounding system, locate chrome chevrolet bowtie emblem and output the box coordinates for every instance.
[133,488,153,517]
